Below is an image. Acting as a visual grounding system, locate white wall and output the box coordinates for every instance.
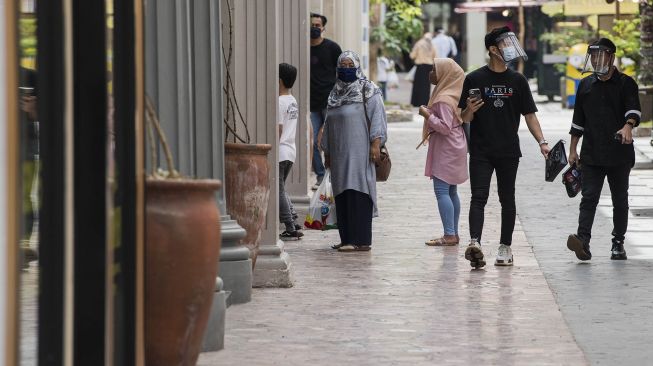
[310,0,370,76]
[465,12,487,71]
[0,1,9,361]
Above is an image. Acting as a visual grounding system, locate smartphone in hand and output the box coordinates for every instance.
[469,88,481,101]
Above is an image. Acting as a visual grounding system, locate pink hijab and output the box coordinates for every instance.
[420,58,465,145]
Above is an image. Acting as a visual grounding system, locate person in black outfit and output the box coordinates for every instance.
[310,12,342,189]
[459,27,550,268]
[566,38,641,261]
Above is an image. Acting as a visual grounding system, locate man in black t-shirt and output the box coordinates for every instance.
[310,12,342,189]
[566,38,641,262]
[459,27,550,269]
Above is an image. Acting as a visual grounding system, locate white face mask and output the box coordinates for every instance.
[501,46,518,63]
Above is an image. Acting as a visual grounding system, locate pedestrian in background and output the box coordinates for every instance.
[310,12,342,190]
[567,38,641,261]
[418,58,468,246]
[376,48,393,101]
[321,51,387,252]
[409,32,437,107]
[431,27,458,60]
[459,26,550,268]
[278,63,304,241]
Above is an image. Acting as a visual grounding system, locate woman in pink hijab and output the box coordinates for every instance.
[418,58,468,246]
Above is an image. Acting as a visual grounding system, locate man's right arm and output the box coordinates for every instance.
[569,135,581,165]
[569,81,585,165]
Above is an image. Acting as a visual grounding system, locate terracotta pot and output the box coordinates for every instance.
[224,143,272,267]
[145,178,221,366]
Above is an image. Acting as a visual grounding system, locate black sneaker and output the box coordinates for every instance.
[567,234,592,261]
[610,240,627,260]
[280,230,304,241]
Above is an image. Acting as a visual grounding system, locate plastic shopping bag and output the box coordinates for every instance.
[304,170,337,230]
[387,69,399,89]
[405,66,416,82]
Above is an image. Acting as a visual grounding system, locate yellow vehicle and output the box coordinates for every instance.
[566,43,588,109]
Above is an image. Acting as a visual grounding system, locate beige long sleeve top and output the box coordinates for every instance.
[410,38,438,65]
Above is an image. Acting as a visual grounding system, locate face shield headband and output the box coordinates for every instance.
[581,45,614,76]
[493,32,528,63]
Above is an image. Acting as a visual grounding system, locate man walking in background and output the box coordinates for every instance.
[310,12,342,190]
[431,27,457,60]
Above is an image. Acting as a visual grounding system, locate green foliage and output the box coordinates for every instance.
[599,19,641,73]
[19,17,37,58]
[540,27,594,73]
[370,0,423,57]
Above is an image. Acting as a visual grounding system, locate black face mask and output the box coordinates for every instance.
[310,27,322,39]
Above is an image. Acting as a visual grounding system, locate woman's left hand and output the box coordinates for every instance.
[370,140,381,163]
[418,105,430,119]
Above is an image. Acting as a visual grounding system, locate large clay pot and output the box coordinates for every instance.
[224,143,272,267]
[145,178,221,366]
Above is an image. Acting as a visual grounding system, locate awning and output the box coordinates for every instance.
[454,0,550,13]
[563,0,638,16]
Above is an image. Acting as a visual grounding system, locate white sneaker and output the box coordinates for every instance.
[495,244,513,266]
[465,239,485,269]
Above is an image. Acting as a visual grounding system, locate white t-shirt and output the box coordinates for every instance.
[278,94,298,163]
[376,57,391,82]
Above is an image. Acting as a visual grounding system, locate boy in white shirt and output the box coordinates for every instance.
[278,63,303,240]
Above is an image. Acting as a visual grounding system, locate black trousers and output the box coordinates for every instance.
[410,64,432,107]
[469,156,519,245]
[335,189,373,246]
[577,164,630,243]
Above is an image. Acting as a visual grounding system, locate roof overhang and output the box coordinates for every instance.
[454,0,549,13]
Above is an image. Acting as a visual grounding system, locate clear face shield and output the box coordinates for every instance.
[494,32,528,63]
[581,45,614,76]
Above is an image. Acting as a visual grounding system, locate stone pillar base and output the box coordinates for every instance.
[219,258,252,305]
[253,240,294,288]
[201,278,228,352]
[219,215,252,304]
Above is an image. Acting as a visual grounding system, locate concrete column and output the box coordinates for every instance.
[216,0,253,306]
[464,12,487,70]
[232,0,293,288]
[279,0,311,209]
[144,0,233,351]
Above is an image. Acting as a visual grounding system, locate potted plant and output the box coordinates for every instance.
[144,97,222,366]
[222,0,272,268]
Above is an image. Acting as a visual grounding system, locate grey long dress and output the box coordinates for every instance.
[320,93,388,216]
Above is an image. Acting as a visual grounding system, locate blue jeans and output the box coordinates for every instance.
[310,110,326,179]
[433,177,461,236]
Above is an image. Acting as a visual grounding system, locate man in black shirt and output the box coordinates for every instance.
[310,12,341,189]
[459,27,550,268]
[566,38,641,261]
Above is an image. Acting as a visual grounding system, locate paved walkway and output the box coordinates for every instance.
[198,115,588,365]
[516,104,653,366]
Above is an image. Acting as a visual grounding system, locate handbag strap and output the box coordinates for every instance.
[362,83,372,133]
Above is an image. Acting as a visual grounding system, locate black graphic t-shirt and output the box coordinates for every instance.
[310,38,342,112]
[458,66,537,158]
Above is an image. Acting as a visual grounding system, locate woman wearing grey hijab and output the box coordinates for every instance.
[321,51,388,252]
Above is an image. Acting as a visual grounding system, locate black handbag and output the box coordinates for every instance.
[562,163,582,198]
[545,139,567,182]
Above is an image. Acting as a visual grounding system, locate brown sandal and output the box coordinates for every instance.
[425,236,459,246]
